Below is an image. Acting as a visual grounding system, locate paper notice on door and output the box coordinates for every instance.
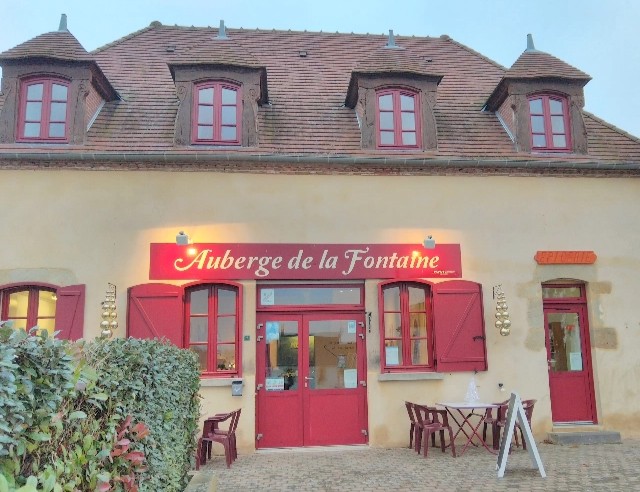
[266,377,285,391]
[265,322,280,342]
[569,352,583,371]
[344,368,358,388]
[385,346,400,365]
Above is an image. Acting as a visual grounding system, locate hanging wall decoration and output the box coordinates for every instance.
[493,284,511,336]
[100,283,118,339]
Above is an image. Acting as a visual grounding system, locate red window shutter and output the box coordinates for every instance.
[55,284,86,341]
[127,283,184,347]
[432,280,487,372]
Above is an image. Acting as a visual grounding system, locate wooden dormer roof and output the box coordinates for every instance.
[0,16,118,101]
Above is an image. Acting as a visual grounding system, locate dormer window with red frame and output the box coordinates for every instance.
[192,81,241,145]
[528,94,571,151]
[377,88,420,148]
[18,78,69,142]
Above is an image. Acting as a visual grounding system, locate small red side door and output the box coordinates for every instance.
[544,305,596,423]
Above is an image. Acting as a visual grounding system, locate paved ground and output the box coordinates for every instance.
[195,439,640,491]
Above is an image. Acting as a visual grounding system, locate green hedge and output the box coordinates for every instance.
[0,326,200,492]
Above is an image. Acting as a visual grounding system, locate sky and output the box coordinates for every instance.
[1,0,639,138]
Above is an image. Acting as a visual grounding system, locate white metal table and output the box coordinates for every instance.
[436,401,499,456]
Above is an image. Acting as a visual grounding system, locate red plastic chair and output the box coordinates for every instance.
[404,401,417,449]
[482,400,509,450]
[195,409,241,469]
[426,406,457,458]
[515,399,537,450]
[487,399,537,451]
[413,404,456,458]
[208,409,240,468]
[196,412,231,469]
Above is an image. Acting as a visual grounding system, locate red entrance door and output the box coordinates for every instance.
[544,302,597,423]
[256,312,368,448]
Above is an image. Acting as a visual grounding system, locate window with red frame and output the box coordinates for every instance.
[381,282,432,370]
[528,94,571,151]
[18,78,70,142]
[186,284,240,375]
[0,283,85,340]
[193,81,241,145]
[377,89,420,148]
[0,286,57,334]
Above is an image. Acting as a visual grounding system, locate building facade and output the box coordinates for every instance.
[1,17,639,454]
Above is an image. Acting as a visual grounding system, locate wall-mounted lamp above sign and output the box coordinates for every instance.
[423,235,436,249]
[176,231,192,245]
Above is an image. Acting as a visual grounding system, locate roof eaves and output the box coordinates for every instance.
[353,69,443,81]
[503,73,591,85]
[1,151,638,174]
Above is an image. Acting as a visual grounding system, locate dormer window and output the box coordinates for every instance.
[18,78,70,142]
[192,81,241,145]
[529,94,571,151]
[377,88,420,148]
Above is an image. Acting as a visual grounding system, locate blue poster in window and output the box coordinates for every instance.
[266,322,280,342]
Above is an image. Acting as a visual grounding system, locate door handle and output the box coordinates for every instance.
[304,376,314,380]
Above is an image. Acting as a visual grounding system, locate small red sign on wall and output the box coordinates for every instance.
[534,251,597,265]
[149,243,462,280]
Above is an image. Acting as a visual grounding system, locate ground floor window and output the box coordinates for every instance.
[0,285,56,333]
[187,284,239,375]
[379,279,487,373]
[0,283,85,339]
[127,282,242,377]
[381,281,431,370]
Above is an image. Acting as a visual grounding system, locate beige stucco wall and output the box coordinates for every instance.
[2,169,639,452]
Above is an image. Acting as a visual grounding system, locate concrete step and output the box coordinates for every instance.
[547,425,621,445]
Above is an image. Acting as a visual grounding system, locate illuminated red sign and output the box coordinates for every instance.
[149,243,462,280]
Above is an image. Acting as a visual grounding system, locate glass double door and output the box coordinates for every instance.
[256,312,368,448]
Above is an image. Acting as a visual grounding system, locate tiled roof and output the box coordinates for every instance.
[505,49,591,81]
[0,23,639,168]
[0,30,93,62]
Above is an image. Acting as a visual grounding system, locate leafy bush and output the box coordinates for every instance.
[85,338,201,491]
[0,326,200,492]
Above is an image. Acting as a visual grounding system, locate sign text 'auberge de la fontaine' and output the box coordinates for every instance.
[149,243,462,280]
